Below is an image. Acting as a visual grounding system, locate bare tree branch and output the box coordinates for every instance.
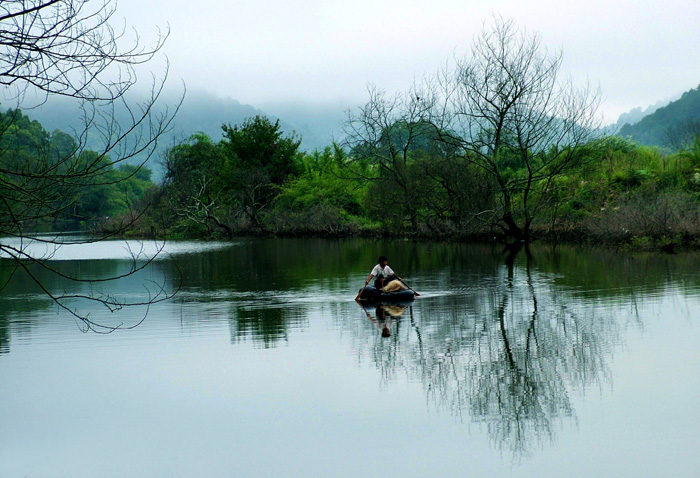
[0,0,182,329]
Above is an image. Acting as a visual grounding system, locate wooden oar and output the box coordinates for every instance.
[357,301,374,322]
[355,282,369,301]
[399,278,420,296]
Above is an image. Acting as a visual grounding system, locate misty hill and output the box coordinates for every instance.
[158,92,347,151]
[257,100,348,152]
[154,90,275,144]
[614,98,670,128]
[26,91,266,141]
[619,84,700,148]
[23,90,348,180]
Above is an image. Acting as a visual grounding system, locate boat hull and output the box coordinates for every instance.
[357,285,415,303]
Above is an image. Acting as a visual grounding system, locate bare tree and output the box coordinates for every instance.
[430,17,603,241]
[0,0,181,331]
[344,18,603,241]
[343,85,437,230]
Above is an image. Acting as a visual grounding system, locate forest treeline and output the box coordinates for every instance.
[4,105,700,251]
[143,115,700,251]
[141,19,700,251]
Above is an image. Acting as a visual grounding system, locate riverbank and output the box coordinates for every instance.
[110,215,700,253]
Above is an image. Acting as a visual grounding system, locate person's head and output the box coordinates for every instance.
[382,326,391,338]
[377,255,388,266]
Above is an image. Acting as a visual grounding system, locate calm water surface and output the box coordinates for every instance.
[0,237,698,477]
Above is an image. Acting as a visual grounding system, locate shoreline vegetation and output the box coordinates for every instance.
[6,105,698,253]
[113,133,700,254]
[6,105,700,254]
[118,20,700,254]
[5,16,700,255]
[116,215,700,254]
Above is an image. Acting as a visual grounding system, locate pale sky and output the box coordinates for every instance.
[118,0,699,121]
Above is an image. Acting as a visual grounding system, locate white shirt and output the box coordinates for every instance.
[370,264,395,279]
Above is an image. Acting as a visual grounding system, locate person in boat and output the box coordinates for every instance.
[363,256,409,293]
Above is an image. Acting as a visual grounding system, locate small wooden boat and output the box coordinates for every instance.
[357,285,415,303]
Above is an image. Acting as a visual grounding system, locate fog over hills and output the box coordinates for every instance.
[24,90,348,181]
[17,81,700,183]
[618,84,700,148]
[156,91,348,151]
[256,100,349,151]
[27,90,347,147]
[613,98,672,129]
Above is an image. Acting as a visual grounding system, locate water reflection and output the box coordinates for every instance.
[348,243,632,457]
[229,303,309,348]
[1,237,698,469]
[359,303,410,338]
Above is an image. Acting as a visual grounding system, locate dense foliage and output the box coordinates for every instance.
[0,108,156,234]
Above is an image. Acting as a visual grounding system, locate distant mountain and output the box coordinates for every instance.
[618,84,700,148]
[614,99,670,128]
[160,90,273,143]
[22,90,348,181]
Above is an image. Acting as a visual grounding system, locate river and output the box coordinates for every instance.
[0,237,698,477]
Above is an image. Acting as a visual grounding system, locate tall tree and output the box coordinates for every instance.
[344,18,602,241]
[427,17,603,241]
[161,132,231,238]
[220,116,302,231]
[159,117,302,236]
[0,0,180,331]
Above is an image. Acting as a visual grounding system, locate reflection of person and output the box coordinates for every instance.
[376,306,392,337]
[363,256,408,292]
[361,303,407,338]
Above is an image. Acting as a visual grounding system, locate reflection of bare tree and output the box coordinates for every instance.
[466,246,578,456]
[352,244,620,458]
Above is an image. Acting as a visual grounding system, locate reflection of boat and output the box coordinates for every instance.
[357,285,415,303]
